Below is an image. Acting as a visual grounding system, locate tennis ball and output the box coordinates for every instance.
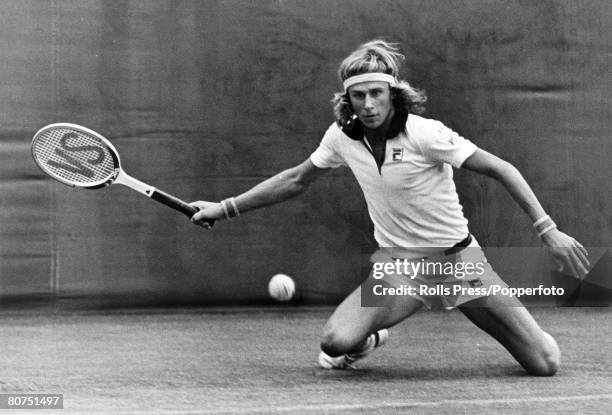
[268,274,295,302]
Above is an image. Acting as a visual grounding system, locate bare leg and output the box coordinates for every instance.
[320,283,423,357]
[459,294,561,376]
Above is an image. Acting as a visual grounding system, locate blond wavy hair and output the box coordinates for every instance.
[332,40,427,128]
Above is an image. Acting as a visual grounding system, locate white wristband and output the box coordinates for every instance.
[537,223,557,238]
[220,200,231,220]
[533,215,551,228]
[229,197,240,217]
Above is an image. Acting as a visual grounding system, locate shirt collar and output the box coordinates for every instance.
[340,110,408,142]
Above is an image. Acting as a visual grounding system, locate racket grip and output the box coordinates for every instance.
[150,189,215,226]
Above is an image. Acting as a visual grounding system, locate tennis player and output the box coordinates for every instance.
[191,40,589,376]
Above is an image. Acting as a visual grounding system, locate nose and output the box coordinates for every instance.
[364,94,375,110]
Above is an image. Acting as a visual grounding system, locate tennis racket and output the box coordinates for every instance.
[31,123,213,226]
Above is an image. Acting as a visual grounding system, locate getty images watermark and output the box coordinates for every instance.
[369,256,563,298]
[359,246,612,308]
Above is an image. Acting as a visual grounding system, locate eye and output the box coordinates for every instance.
[350,91,365,100]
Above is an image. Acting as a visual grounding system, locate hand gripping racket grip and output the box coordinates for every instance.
[150,189,215,227]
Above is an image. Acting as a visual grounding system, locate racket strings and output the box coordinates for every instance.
[33,128,116,185]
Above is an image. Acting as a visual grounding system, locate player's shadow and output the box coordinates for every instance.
[553,248,612,307]
[311,363,525,381]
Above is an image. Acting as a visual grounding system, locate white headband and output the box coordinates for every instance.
[343,73,397,91]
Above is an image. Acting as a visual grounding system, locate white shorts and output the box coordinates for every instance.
[364,236,509,310]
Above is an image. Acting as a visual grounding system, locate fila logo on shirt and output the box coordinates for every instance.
[392,148,403,161]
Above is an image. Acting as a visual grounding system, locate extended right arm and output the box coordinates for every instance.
[190,158,328,225]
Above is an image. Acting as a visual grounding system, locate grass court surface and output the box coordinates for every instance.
[1,306,610,414]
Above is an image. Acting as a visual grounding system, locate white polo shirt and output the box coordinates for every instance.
[310,114,477,251]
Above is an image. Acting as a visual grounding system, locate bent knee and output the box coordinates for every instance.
[527,353,560,376]
[527,332,561,376]
[320,327,364,357]
[528,354,560,376]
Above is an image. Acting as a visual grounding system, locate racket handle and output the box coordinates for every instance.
[150,189,215,226]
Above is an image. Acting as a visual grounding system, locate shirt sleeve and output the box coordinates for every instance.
[309,124,347,169]
[416,119,478,167]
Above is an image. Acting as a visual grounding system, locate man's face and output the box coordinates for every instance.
[347,81,394,130]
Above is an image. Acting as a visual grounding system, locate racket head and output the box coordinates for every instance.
[32,123,121,188]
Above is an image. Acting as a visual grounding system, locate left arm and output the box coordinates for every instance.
[461,149,589,278]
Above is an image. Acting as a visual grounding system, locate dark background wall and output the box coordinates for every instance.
[1,0,610,306]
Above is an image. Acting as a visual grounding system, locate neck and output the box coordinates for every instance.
[364,107,396,142]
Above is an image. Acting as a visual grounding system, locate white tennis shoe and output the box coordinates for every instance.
[318,329,389,369]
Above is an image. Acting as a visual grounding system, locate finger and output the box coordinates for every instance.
[191,210,205,222]
[575,242,590,260]
[194,219,212,230]
[563,257,582,279]
[552,253,580,278]
[565,252,590,279]
[552,256,564,273]
[572,245,590,269]
[571,256,589,279]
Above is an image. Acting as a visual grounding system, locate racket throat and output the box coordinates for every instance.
[114,170,156,197]
[114,169,198,218]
